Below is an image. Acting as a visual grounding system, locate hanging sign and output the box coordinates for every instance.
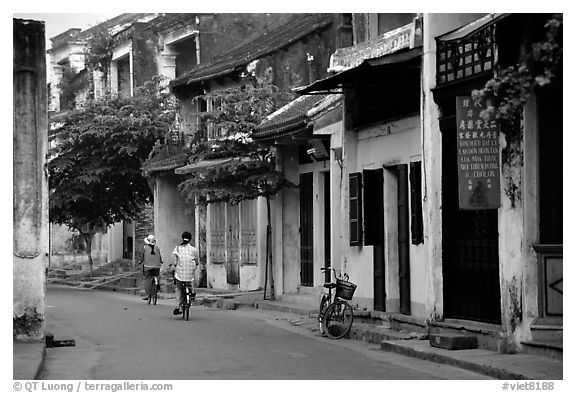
[456,96,501,210]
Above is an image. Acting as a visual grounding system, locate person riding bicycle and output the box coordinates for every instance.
[138,234,163,301]
[169,231,199,315]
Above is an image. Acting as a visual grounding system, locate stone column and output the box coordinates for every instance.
[13,18,49,341]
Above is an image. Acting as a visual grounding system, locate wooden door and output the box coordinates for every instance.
[240,200,257,265]
[363,169,385,311]
[397,164,411,315]
[210,202,226,264]
[323,173,331,283]
[442,119,501,324]
[300,173,314,286]
[226,203,240,285]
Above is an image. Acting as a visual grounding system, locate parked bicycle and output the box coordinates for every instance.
[180,281,196,321]
[318,267,356,339]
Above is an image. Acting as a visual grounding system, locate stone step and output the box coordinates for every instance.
[530,324,563,342]
[521,340,563,361]
[429,333,478,350]
[428,319,505,352]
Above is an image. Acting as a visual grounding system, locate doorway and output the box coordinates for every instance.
[300,172,314,286]
[363,169,385,311]
[442,119,501,324]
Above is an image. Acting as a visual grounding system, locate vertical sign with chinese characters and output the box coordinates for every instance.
[456,96,501,210]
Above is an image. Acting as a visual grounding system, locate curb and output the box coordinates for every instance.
[380,341,527,380]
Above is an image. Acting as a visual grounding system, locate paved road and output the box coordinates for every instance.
[41,285,491,380]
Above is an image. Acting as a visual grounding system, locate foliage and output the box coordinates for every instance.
[49,78,176,269]
[178,84,296,205]
[83,26,116,84]
[57,63,89,111]
[472,14,562,131]
[471,14,562,207]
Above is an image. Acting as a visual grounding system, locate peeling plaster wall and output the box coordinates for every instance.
[153,175,195,266]
[13,19,49,341]
[279,146,301,294]
[421,13,491,323]
[498,134,526,352]
[340,115,427,316]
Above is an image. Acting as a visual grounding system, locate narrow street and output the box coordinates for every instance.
[41,285,491,380]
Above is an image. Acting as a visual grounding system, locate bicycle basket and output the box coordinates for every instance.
[336,279,357,300]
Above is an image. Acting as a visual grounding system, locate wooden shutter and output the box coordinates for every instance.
[410,161,424,245]
[363,169,384,246]
[349,172,363,246]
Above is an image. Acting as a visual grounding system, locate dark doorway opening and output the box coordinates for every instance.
[300,172,314,286]
[363,169,385,311]
[442,113,501,324]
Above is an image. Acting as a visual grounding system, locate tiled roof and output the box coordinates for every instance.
[142,146,188,175]
[143,13,202,33]
[49,13,155,50]
[252,94,328,140]
[170,14,333,88]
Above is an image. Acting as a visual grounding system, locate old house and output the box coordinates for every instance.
[46,13,157,268]
[296,13,562,357]
[275,14,423,312]
[423,13,562,356]
[145,13,343,291]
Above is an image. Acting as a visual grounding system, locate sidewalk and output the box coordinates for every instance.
[13,341,46,380]
[13,287,563,380]
[192,289,563,380]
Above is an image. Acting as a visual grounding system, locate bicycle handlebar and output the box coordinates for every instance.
[320,267,349,281]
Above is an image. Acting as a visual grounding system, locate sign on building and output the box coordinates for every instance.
[456,96,501,210]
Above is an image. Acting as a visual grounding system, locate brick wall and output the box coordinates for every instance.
[134,203,155,258]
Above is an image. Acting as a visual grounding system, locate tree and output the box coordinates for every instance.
[177,83,296,298]
[49,78,176,274]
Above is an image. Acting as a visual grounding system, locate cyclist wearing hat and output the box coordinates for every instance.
[169,231,199,315]
[138,234,163,300]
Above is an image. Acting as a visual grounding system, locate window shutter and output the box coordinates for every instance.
[410,161,424,245]
[349,172,363,246]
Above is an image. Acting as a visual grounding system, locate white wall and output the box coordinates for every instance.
[153,175,195,265]
[340,115,428,316]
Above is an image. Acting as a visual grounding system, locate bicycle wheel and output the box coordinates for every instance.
[322,301,353,339]
[318,295,329,335]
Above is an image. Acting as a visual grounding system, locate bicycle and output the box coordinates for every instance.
[180,281,196,321]
[141,265,160,305]
[318,267,356,339]
[148,275,159,305]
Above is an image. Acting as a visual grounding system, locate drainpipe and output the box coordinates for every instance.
[129,40,134,97]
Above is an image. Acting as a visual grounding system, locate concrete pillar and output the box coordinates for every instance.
[13,18,49,341]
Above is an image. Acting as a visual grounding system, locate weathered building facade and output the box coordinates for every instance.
[294,13,562,356]
[144,13,345,291]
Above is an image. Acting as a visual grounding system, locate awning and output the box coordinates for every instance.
[295,47,422,95]
[436,13,510,43]
[174,157,237,175]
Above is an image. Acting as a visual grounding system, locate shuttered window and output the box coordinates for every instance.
[410,161,424,245]
[349,172,363,246]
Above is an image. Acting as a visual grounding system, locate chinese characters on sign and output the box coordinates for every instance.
[456,96,501,210]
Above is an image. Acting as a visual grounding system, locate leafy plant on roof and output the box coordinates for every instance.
[178,84,296,204]
[84,26,116,86]
[49,78,176,275]
[57,62,89,111]
[472,14,562,207]
[177,82,295,299]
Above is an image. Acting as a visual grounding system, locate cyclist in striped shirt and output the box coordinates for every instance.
[169,231,199,315]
